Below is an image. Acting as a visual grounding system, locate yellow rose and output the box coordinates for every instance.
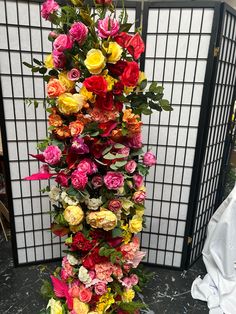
[135,207,144,217]
[103,72,117,91]
[104,42,123,64]
[129,215,143,233]
[47,298,63,314]
[80,85,96,103]
[122,289,135,303]
[58,72,75,92]
[58,93,86,115]
[64,205,84,226]
[121,198,134,214]
[138,71,147,88]
[86,210,117,231]
[84,49,106,74]
[73,298,89,314]
[44,54,54,69]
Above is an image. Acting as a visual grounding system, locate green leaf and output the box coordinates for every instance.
[40,280,54,299]
[120,23,133,32]
[137,164,149,176]
[140,79,147,90]
[114,143,125,149]
[149,82,158,93]
[48,69,58,76]
[32,66,40,73]
[114,160,127,168]
[119,301,147,312]
[23,61,33,68]
[112,227,123,238]
[130,148,143,156]
[33,58,42,66]
[34,100,39,109]
[159,99,173,111]
[39,67,47,75]
[149,101,162,111]
[102,145,113,156]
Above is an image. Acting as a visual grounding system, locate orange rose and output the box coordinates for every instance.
[53,126,71,139]
[49,113,63,127]
[76,113,92,125]
[47,79,66,98]
[69,120,84,136]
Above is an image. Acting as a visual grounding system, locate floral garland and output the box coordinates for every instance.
[24,0,171,313]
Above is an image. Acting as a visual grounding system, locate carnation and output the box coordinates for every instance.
[71,169,88,190]
[69,22,88,45]
[104,171,124,190]
[41,0,59,20]
[143,151,156,166]
[43,145,61,165]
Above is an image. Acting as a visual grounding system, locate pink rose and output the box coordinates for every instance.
[118,146,130,157]
[94,281,107,295]
[108,199,122,212]
[43,145,61,165]
[97,16,119,38]
[133,173,143,188]
[91,175,103,188]
[67,68,81,81]
[127,133,142,148]
[130,274,139,286]
[78,286,92,303]
[77,158,97,175]
[143,151,156,166]
[71,170,88,190]
[53,34,73,52]
[125,160,137,173]
[132,191,146,204]
[41,0,59,20]
[52,49,66,68]
[55,172,69,187]
[69,22,88,45]
[104,171,124,190]
[69,285,80,298]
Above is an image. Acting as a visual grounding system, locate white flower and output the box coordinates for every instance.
[67,254,79,266]
[48,186,61,204]
[78,266,92,284]
[61,191,79,206]
[85,197,103,210]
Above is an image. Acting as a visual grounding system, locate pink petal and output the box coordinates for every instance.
[24,173,55,180]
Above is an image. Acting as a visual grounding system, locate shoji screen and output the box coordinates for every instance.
[0,0,140,265]
[190,5,236,264]
[140,4,215,267]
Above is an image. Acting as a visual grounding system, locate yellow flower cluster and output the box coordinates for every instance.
[122,289,135,303]
[58,93,86,115]
[84,43,123,75]
[95,289,115,314]
[86,209,117,231]
[64,205,84,226]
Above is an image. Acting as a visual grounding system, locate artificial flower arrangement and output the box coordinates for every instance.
[24,0,172,313]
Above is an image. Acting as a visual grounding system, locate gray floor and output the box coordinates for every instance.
[0,232,209,314]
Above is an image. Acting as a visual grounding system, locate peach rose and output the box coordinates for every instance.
[47,79,66,98]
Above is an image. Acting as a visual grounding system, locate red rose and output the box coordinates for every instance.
[115,32,132,48]
[82,247,107,269]
[126,33,145,60]
[121,61,139,87]
[83,76,108,96]
[96,92,114,111]
[71,232,96,251]
[114,101,123,112]
[113,81,124,95]
[99,121,118,137]
[95,0,112,5]
[107,60,127,77]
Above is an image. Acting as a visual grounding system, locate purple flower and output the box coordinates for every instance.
[70,137,89,154]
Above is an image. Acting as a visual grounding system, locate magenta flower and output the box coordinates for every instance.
[52,49,66,69]
[53,34,73,52]
[70,137,89,155]
[41,0,59,20]
[91,175,103,188]
[127,133,142,148]
[97,16,119,38]
[55,172,69,187]
[104,171,124,190]
[133,173,143,188]
[69,22,88,45]
[125,160,137,173]
[43,145,61,165]
[67,68,81,81]
[143,151,156,167]
[71,169,88,190]
[77,158,97,175]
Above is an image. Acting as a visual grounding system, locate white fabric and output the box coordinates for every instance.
[191,184,236,314]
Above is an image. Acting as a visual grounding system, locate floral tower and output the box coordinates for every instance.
[24,0,171,313]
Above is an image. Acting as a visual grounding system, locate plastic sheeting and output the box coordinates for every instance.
[191,184,236,314]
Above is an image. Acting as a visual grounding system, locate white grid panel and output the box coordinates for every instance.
[141,7,214,267]
[190,9,236,264]
[0,0,138,264]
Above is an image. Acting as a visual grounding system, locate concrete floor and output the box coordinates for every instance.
[0,232,209,314]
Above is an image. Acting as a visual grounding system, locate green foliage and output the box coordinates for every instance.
[99,246,123,265]
[118,301,147,313]
[40,280,54,299]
